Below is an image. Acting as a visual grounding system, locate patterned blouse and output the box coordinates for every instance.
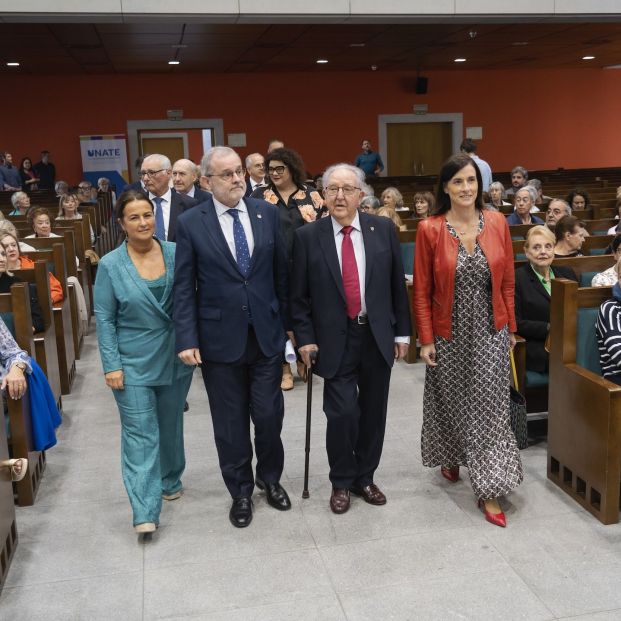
[592,265,618,287]
[0,317,31,379]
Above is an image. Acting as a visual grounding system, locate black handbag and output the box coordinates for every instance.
[509,351,528,450]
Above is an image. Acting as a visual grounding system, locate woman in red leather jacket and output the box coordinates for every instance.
[413,154,523,528]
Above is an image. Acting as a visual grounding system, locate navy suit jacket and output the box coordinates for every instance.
[173,197,289,363]
[290,212,411,379]
[167,192,197,242]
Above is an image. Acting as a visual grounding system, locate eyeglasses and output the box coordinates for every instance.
[267,165,286,176]
[78,185,92,190]
[139,169,167,178]
[204,167,246,182]
[324,186,361,197]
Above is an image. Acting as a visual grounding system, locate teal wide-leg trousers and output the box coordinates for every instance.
[113,375,192,526]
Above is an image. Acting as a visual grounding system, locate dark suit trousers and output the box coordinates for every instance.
[201,327,285,499]
[323,320,391,489]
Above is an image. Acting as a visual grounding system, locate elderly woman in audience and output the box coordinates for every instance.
[0,222,35,253]
[566,189,590,212]
[25,207,60,239]
[381,187,406,211]
[414,153,522,528]
[554,215,584,257]
[9,191,30,216]
[0,244,44,333]
[252,147,324,391]
[413,191,434,219]
[57,193,96,245]
[515,225,577,375]
[360,195,380,213]
[54,181,69,198]
[19,157,39,191]
[591,235,621,287]
[596,258,621,385]
[488,181,511,209]
[1,230,64,303]
[506,186,545,225]
[606,198,621,235]
[95,190,193,535]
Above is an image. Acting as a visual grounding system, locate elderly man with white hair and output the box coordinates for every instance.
[172,158,210,203]
[244,153,265,197]
[545,198,572,228]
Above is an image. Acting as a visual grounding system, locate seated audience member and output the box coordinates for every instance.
[19,157,39,191]
[515,225,578,374]
[566,189,590,212]
[9,191,30,216]
[606,198,621,235]
[55,181,69,198]
[507,165,528,196]
[25,207,60,239]
[359,196,380,213]
[577,221,590,241]
[377,206,406,231]
[0,152,22,191]
[97,177,116,203]
[506,186,545,225]
[1,231,64,303]
[413,191,434,218]
[381,186,406,212]
[554,215,584,257]
[0,244,44,333]
[56,193,95,245]
[527,179,551,208]
[545,198,571,228]
[77,181,97,205]
[592,235,621,287]
[0,221,35,253]
[596,259,621,385]
[488,181,511,209]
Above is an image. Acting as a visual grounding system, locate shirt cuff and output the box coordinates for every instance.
[394,336,410,344]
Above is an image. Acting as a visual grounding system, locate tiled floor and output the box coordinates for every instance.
[2,333,621,620]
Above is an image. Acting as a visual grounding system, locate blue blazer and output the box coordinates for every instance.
[173,197,289,363]
[95,240,192,386]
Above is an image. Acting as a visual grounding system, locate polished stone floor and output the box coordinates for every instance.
[2,332,621,620]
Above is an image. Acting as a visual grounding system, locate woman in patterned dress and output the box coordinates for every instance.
[413,153,523,527]
[252,147,325,390]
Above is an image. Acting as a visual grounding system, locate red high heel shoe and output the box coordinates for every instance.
[440,466,459,483]
[477,498,506,528]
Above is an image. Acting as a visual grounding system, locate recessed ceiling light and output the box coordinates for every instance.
[454,58,466,63]
[168,60,180,65]
[316,59,328,64]
[349,43,365,47]
[6,62,20,67]
[582,55,595,60]
[511,41,529,46]
[171,44,187,49]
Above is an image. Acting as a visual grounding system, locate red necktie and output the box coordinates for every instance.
[341,226,361,320]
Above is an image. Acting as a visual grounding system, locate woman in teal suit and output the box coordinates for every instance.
[95,190,193,535]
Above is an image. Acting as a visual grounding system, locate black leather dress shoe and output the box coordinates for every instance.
[229,497,253,528]
[255,479,292,511]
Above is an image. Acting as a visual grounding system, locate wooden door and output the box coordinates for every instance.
[387,122,452,176]
[140,135,186,163]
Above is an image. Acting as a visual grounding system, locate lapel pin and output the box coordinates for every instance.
[257,214,262,219]
[370,226,375,231]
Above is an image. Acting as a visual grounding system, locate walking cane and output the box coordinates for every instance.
[302,351,317,499]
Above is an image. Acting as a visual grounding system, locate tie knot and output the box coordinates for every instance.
[341,225,353,237]
[153,196,163,206]
[228,208,240,221]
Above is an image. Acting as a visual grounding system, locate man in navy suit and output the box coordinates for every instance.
[291,163,411,514]
[141,154,197,242]
[244,152,265,197]
[172,158,211,203]
[174,146,291,528]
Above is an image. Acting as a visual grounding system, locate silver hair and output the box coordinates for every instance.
[55,181,68,194]
[361,182,374,197]
[244,152,263,169]
[322,163,365,191]
[360,196,380,210]
[201,147,239,177]
[144,153,172,171]
[489,181,505,197]
[511,165,528,179]
[527,178,542,191]
[381,186,404,209]
[97,177,110,186]
[549,198,572,216]
[515,185,538,205]
[10,191,27,208]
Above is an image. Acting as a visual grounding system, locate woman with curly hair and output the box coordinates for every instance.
[252,147,325,390]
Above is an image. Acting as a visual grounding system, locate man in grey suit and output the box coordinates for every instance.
[141,154,197,242]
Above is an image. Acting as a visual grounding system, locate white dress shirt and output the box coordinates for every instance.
[214,198,255,260]
[149,188,173,239]
[250,177,264,192]
[331,213,409,344]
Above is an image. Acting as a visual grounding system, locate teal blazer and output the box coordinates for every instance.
[95,240,192,386]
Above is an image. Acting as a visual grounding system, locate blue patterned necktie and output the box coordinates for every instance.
[227,208,251,276]
[153,196,165,240]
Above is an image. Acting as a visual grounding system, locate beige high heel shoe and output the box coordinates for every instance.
[134,522,156,534]
[2,458,28,482]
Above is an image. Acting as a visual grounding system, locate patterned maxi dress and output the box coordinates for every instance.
[421,217,523,499]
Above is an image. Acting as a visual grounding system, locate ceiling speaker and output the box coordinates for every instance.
[415,77,428,95]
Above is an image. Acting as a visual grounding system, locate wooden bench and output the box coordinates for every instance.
[0,283,46,507]
[0,403,18,593]
[547,279,621,525]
